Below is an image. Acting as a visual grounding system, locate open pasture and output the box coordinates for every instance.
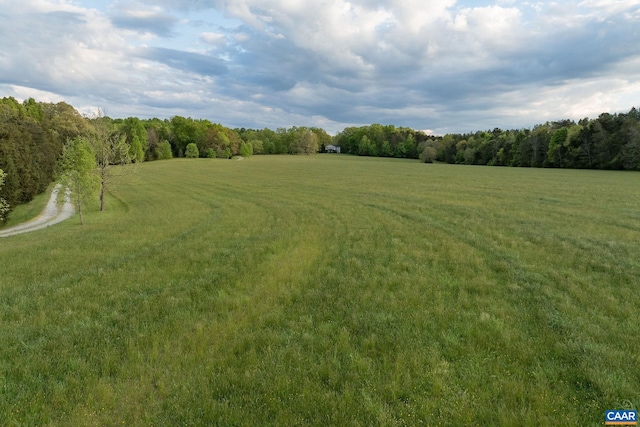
[1,155,639,426]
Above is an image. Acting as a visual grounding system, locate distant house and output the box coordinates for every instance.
[325,144,341,153]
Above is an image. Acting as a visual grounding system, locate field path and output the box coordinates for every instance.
[0,184,74,238]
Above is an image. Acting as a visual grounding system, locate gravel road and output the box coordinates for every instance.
[0,185,74,238]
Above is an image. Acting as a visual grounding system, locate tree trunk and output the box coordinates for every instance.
[100,180,105,211]
[78,202,84,225]
[75,188,84,225]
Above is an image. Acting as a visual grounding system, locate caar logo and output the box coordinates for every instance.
[605,410,637,425]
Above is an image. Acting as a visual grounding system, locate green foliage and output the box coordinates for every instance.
[235,127,329,156]
[358,135,373,156]
[206,148,217,158]
[420,146,437,163]
[144,119,173,161]
[547,127,568,167]
[402,134,417,158]
[379,140,392,157]
[0,169,9,222]
[431,108,640,170]
[89,115,133,211]
[129,136,145,163]
[3,95,639,227]
[170,116,202,157]
[250,139,263,154]
[291,128,318,154]
[185,143,199,158]
[239,142,253,157]
[0,98,87,216]
[155,140,173,160]
[168,117,242,158]
[215,130,231,155]
[90,117,131,167]
[620,117,640,170]
[121,117,147,163]
[59,137,99,224]
[334,124,426,159]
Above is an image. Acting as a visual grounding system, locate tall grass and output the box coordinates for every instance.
[1,156,638,426]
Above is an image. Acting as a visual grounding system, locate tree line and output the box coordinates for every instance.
[0,97,89,221]
[438,109,640,169]
[0,97,333,222]
[337,108,640,170]
[120,116,332,160]
[333,124,434,159]
[1,96,639,223]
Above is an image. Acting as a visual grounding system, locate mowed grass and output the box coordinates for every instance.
[1,155,639,426]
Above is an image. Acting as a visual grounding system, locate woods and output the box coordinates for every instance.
[1,95,639,225]
[429,109,640,169]
[334,108,640,170]
[0,98,88,213]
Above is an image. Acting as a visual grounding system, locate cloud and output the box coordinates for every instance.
[0,0,639,135]
[138,47,228,76]
[200,32,226,46]
[209,0,640,132]
[110,3,179,37]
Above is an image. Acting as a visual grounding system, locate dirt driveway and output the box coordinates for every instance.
[0,185,74,238]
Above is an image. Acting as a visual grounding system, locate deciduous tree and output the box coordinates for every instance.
[89,113,132,211]
[547,127,568,167]
[155,140,173,160]
[185,143,199,158]
[359,135,373,156]
[292,128,319,154]
[420,146,437,163]
[60,137,99,225]
[239,142,253,157]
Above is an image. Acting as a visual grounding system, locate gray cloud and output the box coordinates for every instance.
[0,0,639,135]
[110,11,178,36]
[139,47,228,76]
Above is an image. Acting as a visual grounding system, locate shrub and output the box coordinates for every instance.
[420,146,437,163]
[185,143,199,158]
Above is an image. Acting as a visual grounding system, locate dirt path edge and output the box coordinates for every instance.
[0,184,75,238]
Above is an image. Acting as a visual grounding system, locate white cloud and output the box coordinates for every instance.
[0,0,639,134]
[577,0,640,16]
[200,31,226,46]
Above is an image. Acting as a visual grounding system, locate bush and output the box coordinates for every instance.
[420,146,437,163]
[185,143,199,158]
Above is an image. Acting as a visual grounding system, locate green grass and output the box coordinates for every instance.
[1,155,639,426]
[0,183,57,229]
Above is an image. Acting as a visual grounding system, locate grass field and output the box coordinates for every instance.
[1,155,639,426]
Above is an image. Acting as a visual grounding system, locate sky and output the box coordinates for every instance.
[0,0,639,135]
